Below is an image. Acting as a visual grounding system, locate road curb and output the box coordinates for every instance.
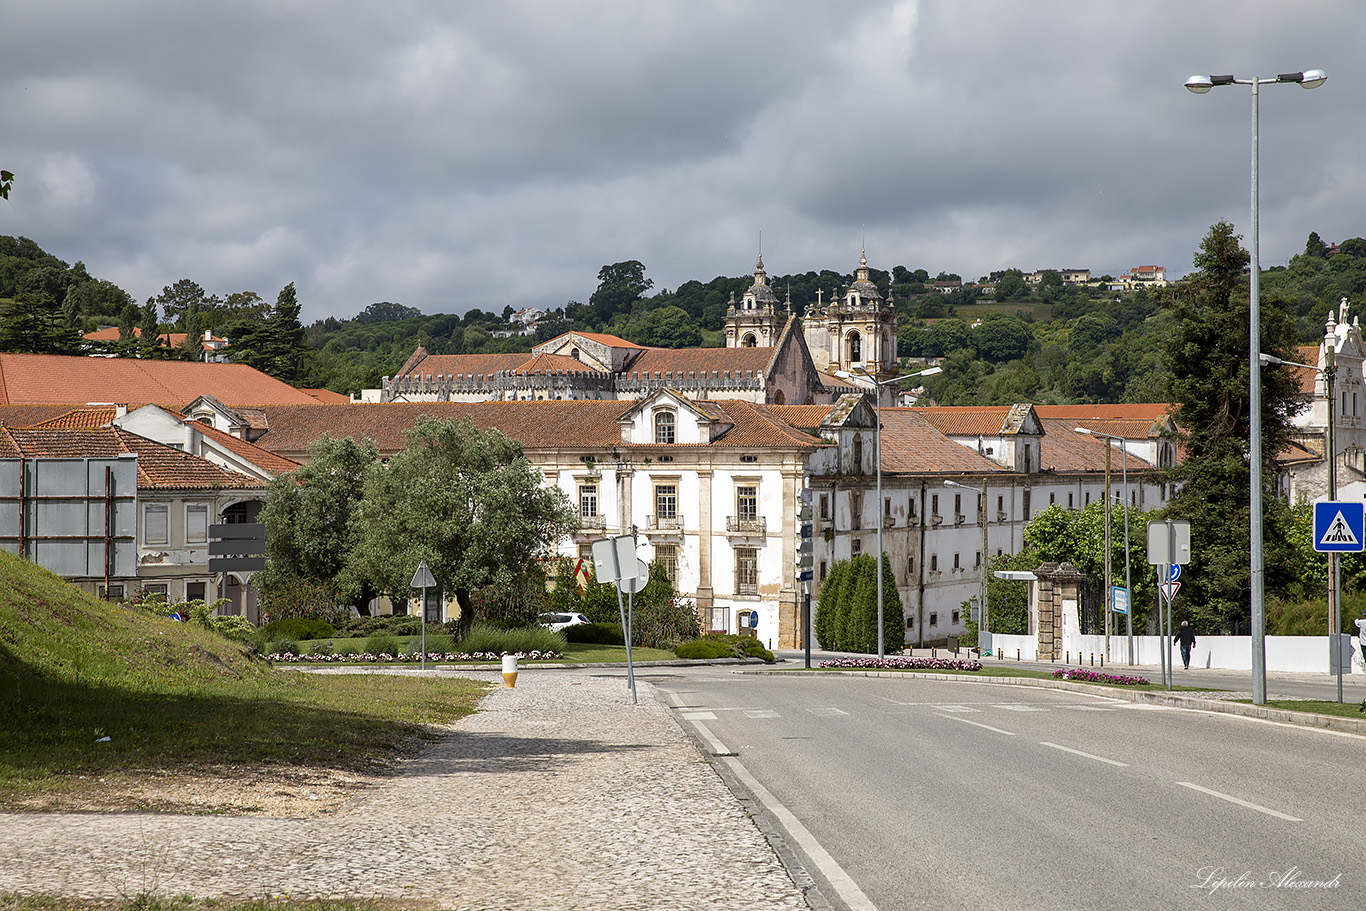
[745,668,1366,737]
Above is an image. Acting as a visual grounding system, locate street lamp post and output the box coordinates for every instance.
[837,364,942,657]
[1076,427,1134,665]
[945,479,989,654]
[1185,68,1326,705]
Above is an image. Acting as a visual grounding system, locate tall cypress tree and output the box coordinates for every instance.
[1161,221,1301,633]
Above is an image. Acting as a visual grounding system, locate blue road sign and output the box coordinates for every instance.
[1313,501,1365,553]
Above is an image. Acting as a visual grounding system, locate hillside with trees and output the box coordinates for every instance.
[5,232,1366,402]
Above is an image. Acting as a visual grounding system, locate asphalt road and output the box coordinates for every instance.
[615,665,1361,911]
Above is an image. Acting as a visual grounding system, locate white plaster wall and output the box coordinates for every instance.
[991,632,1361,674]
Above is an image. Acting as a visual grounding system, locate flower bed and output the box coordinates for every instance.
[266,650,563,664]
[819,656,983,672]
[1052,668,1150,686]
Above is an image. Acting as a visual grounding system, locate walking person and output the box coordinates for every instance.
[1355,610,1366,666]
[1176,620,1196,671]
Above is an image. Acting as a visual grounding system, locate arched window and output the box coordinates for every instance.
[571,347,580,361]
[742,333,757,347]
[655,410,676,444]
[848,331,862,363]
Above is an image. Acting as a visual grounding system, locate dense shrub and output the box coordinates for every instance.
[338,615,422,637]
[406,633,454,655]
[264,617,336,641]
[471,576,551,630]
[816,554,900,653]
[545,557,699,648]
[258,578,349,628]
[210,615,260,645]
[268,637,299,656]
[455,622,565,655]
[674,633,774,663]
[564,622,625,645]
[364,634,401,656]
[675,638,733,660]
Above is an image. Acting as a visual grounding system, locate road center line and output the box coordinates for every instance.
[1040,741,1128,766]
[933,713,1017,735]
[1176,782,1303,822]
[721,756,878,911]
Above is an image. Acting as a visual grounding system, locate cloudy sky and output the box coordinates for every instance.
[2,1,1362,323]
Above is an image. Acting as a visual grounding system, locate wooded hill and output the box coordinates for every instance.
[4,232,1366,405]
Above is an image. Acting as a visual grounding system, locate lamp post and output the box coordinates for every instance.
[945,479,989,654]
[836,364,943,656]
[1076,427,1134,665]
[1185,68,1326,705]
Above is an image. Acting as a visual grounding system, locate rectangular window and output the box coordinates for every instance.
[975,551,981,568]
[735,546,758,594]
[736,486,758,520]
[1085,492,1091,506]
[579,484,598,517]
[954,493,962,515]
[953,553,961,570]
[579,544,593,563]
[906,616,915,630]
[884,497,892,516]
[929,612,938,627]
[930,554,939,572]
[186,581,206,603]
[997,495,1004,512]
[1049,492,1055,506]
[932,493,939,515]
[100,584,125,600]
[851,538,862,555]
[907,556,915,575]
[819,560,828,582]
[143,584,167,600]
[655,543,678,583]
[850,491,862,530]
[952,610,961,625]
[656,485,677,519]
[186,503,208,544]
[1023,488,1032,518]
[144,503,168,545]
[1068,492,1075,509]
[819,493,830,520]
[852,438,863,471]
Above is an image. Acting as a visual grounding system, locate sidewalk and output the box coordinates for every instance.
[0,672,810,910]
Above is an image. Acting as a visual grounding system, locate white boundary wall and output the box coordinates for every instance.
[991,633,1365,674]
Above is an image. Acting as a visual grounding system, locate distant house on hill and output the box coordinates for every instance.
[83,327,232,362]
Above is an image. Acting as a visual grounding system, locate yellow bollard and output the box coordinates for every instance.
[502,654,519,688]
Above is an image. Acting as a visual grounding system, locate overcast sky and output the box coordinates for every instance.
[2,1,1362,323]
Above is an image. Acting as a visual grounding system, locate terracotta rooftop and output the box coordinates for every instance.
[302,388,351,404]
[0,427,266,490]
[877,410,1008,475]
[0,353,321,408]
[914,406,1017,436]
[191,421,302,475]
[623,346,775,379]
[767,404,834,432]
[0,405,118,429]
[394,352,552,380]
[559,331,646,349]
[29,406,121,429]
[1038,418,1154,473]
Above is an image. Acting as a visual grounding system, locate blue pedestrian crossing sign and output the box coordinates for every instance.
[1312,501,1365,553]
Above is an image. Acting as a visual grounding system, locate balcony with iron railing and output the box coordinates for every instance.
[577,514,607,530]
[645,513,685,532]
[726,515,766,535]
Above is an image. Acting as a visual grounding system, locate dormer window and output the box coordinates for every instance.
[655,410,676,444]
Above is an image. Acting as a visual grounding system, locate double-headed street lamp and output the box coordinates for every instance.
[944,479,989,654]
[1075,427,1133,665]
[837,364,942,656]
[1184,68,1326,705]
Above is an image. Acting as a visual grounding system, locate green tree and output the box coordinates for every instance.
[152,279,220,328]
[257,436,380,612]
[1304,231,1328,258]
[972,313,1032,362]
[815,559,848,651]
[590,261,653,324]
[0,169,12,199]
[346,418,578,633]
[1160,221,1302,632]
[229,282,313,383]
[0,291,82,354]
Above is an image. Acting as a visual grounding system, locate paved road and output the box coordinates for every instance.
[634,665,1361,911]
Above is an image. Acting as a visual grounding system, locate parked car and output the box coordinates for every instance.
[539,611,590,631]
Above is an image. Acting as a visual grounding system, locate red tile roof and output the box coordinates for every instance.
[563,332,646,349]
[914,406,1016,436]
[302,388,351,404]
[622,347,775,379]
[192,421,302,475]
[0,405,117,429]
[0,353,321,408]
[877,410,1007,474]
[30,406,121,429]
[394,352,547,379]
[1038,418,1153,473]
[0,426,266,490]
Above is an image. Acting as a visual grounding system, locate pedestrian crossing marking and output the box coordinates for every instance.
[995,704,1047,712]
[680,711,716,720]
[932,705,980,713]
[807,707,850,716]
[1059,705,1116,712]
[1319,510,1359,546]
[743,709,780,719]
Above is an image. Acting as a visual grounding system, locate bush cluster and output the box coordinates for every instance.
[263,616,336,641]
[1052,668,1150,686]
[338,614,423,637]
[564,622,625,645]
[455,622,566,656]
[675,633,774,663]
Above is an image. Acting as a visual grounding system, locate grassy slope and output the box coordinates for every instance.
[0,551,486,804]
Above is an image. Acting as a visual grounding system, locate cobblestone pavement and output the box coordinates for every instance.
[0,671,811,910]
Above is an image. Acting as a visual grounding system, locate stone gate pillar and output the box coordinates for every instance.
[1031,562,1085,659]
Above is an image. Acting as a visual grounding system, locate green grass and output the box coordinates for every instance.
[559,642,677,663]
[0,551,488,809]
[1234,698,1366,719]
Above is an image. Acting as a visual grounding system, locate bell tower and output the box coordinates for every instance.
[726,254,785,348]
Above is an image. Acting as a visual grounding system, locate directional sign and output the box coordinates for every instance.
[1146,520,1191,566]
[1163,564,1181,584]
[1313,501,1365,553]
[208,523,265,573]
[1111,586,1129,616]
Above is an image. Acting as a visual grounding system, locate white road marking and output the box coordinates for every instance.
[932,704,980,713]
[690,720,736,757]
[680,711,717,720]
[1176,782,1303,822]
[934,713,1017,735]
[744,709,780,719]
[1040,741,1128,767]
[808,707,849,716]
[994,704,1047,712]
[721,757,878,911]
[1059,705,1115,712]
